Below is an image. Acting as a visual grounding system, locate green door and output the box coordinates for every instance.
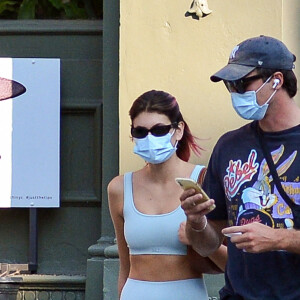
[0,20,103,275]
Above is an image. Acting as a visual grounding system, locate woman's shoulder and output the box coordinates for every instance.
[184,162,206,172]
[107,174,125,199]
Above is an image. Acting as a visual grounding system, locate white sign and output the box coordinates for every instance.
[0,58,60,207]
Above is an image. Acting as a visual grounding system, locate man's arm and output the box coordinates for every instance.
[186,218,226,256]
[180,188,226,256]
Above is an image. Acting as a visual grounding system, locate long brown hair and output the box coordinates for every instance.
[129,90,203,162]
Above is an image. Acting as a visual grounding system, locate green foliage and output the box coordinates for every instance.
[18,0,38,19]
[0,0,102,19]
[0,1,17,15]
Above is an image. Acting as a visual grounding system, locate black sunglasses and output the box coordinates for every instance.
[131,122,178,139]
[224,75,263,94]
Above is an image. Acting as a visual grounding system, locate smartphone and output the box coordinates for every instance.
[175,177,216,211]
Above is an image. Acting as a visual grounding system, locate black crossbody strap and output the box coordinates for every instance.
[256,124,295,208]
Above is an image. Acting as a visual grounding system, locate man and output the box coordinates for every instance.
[180,35,300,299]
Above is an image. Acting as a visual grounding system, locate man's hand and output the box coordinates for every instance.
[180,188,215,228]
[222,222,282,253]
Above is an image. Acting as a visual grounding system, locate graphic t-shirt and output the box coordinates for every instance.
[204,121,300,300]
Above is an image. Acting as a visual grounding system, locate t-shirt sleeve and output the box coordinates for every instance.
[203,141,228,221]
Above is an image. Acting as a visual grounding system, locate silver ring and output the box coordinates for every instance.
[192,202,196,207]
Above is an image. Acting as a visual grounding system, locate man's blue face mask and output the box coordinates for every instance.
[230,75,277,120]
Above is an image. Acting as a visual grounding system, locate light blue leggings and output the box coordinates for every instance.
[120,278,208,300]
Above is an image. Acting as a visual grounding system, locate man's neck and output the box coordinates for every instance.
[259,95,300,132]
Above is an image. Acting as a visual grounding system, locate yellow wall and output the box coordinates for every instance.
[283,0,300,85]
[119,0,300,174]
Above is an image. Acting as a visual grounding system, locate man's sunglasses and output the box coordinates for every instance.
[224,75,263,94]
[131,122,178,139]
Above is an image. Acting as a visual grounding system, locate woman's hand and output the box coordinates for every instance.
[178,221,191,245]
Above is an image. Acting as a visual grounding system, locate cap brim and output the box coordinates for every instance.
[210,64,256,82]
[0,77,26,101]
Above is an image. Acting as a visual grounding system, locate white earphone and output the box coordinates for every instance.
[272,79,280,89]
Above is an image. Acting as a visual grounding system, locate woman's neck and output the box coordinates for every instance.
[143,156,189,183]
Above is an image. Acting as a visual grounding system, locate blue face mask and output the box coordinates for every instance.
[133,130,177,164]
[231,76,277,120]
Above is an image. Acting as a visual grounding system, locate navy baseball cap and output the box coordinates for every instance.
[210,35,296,82]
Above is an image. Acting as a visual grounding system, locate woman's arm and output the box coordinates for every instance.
[207,243,227,272]
[108,175,130,298]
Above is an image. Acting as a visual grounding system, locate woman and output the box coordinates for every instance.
[108,90,227,300]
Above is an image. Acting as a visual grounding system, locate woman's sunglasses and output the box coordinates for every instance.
[224,75,263,94]
[131,122,177,139]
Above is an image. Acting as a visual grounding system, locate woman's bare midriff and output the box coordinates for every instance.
[129,254,203,281]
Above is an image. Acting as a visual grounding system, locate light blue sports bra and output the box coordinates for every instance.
[123,165,205,255]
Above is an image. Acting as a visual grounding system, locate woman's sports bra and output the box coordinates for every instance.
[123,165,205,255]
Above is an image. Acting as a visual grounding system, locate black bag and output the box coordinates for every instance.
[219,288,244,300]
[222,296,244,300]
[257,124,300,229]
